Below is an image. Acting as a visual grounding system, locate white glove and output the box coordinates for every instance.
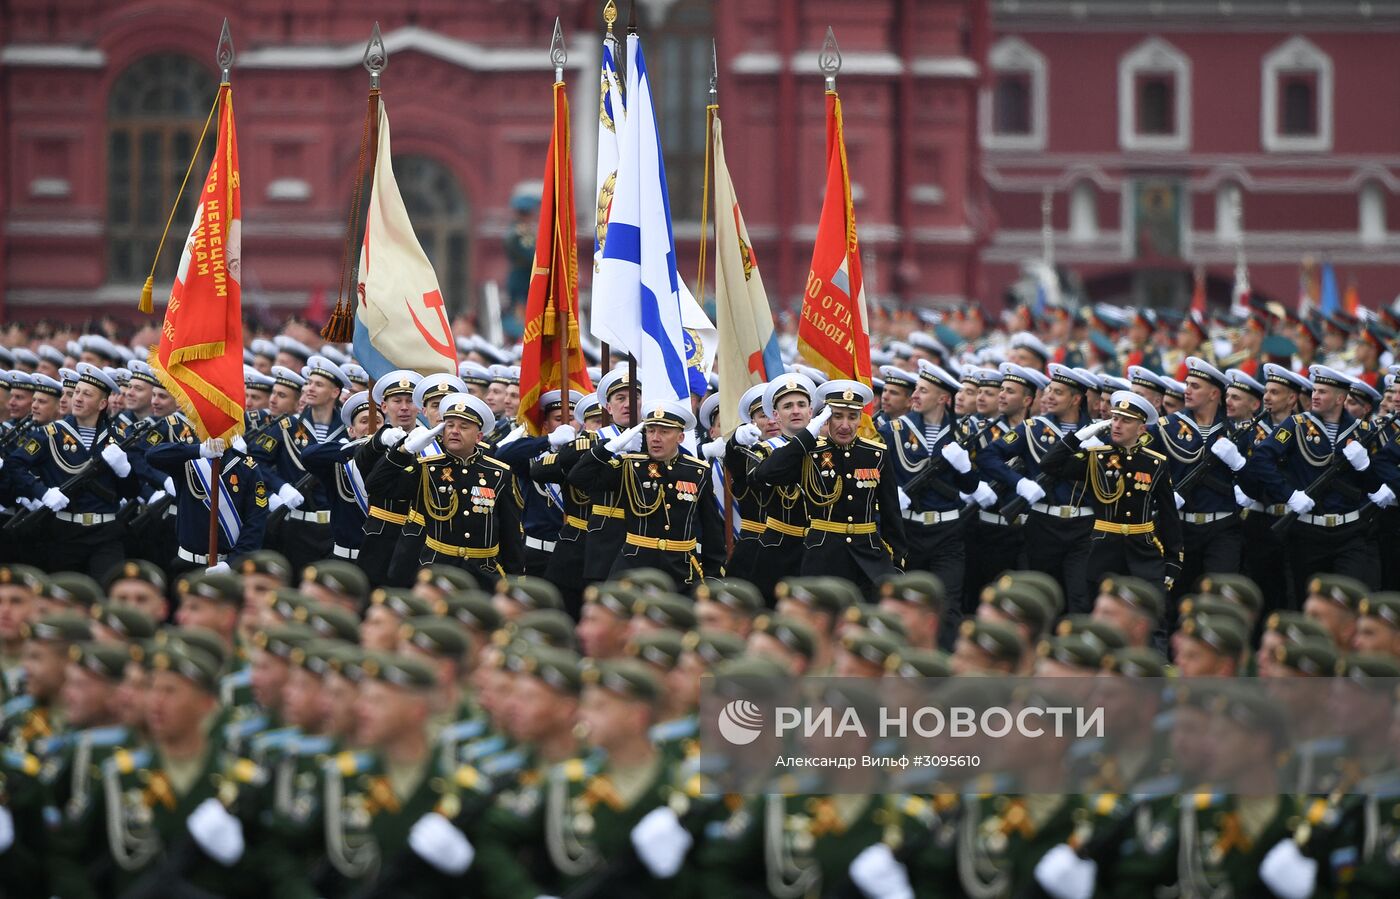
[849,843,914,899]
[276,483,305,511]
[1174,492,1185,510]
[1342,440,1370,471]
[1210,438,1246,472]
[897,488,912,511]
[940,441,972,473]
[1287,490,1315,515]
[147,490,167,505]
[630,807,692,879]
[199,438,225,459]
[230,435,248,455]
[1015,479,1046,504]
[806,407,832,437]
[186,797,244,866]
[1078,435,1105,450]
[41,487,69,512]
[0,805,12,853]
[548,424,577,449]
[1033,844,1098,899]
[379,426,408,448]
[402,423,446,455]
[971,481,999,508]
[735,424,761,446]
[99,443,132,477]
[1078,419,1111,441]
[408,812,476,876]
[163,477,176,496]
[700,438,726,460]
[268,494,285,513]
[605,424,645,454]
[206,562,231,575]
[498,425,528,447]
[17,497,40,512]
[1234,486,1255,509]
[1258,839,1317,899]
[1369,484,1397,509]
[0,458,4,472]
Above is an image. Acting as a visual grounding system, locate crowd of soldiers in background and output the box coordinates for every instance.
[0,296,1398,897]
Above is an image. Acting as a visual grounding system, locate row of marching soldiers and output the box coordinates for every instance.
[0,555,1398,898]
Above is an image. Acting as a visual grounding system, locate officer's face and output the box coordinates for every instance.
[240,576,279,635]
[151,387,177,416]
[770,393,811,435]
[61,664,116,729]
[1303,597,1357,650]
[1353,616,1400,656]
[0,586,36,642]
[269,384,300,414]
[361,606,402,652]
[828,407,861,446]
[485,382,507,413]
[117,662,149,731]
[422,398,444,426]
[442,417,481,456]
[644,424,683,460]
[578,686,649,753]
[543,408,565,432]
[1310,384,1345,417]
[145,671,216,743]
[1385,384,1400,415]
[349,409,372,439]
[880,384,911,417]
[577,604,629,659]
[1109,414,1145,447]
[253,356,273,374]
[607,388,637,426]
[109,579,168,624]
[383,394,419,428]
[251,649,290,712]
[282,668,324,732]
[6,388,32,420]
[175,594,236,640]
[752,409,779,438]
[70,382,107,421]
[22,640,67,702]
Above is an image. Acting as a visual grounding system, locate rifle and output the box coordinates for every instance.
[0,415,34,452]
[265,471,319,528]
[3,418,156,534]
[1272,411,1397,536]
[902,417,982,501]
[997,420,1091,522]
[1173,409,1268,501]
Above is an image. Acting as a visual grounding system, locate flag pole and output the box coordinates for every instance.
[552,19,573,427]
[625,3,640,428]
[207,19,236,567]
[358,25,388,433]
[707,41,734,556]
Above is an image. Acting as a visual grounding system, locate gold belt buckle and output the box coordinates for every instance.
[82,513,94,525]
[1325,514,1339,527]
[656,538,668,551]
[1118,523,1132,535]
[1058,506,1071,519]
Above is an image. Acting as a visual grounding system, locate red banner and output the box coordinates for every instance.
[798,91,873,393]
[151,83,245,441]
[519,81,594,435]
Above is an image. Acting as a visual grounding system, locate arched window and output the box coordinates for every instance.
[1216,182,1243,241]
[1360,181,1386,245]
[107,55,218,284]
[1069,181,1098,242]
[1118,38,1191,152]
[1262,37,1333,153]
[393,155,471,314]
[981,37,1048,151]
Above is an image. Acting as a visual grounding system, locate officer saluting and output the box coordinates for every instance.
[570,398,725,587]
[353,370,422,585]
[367,392,523,589]
[754,380,906,591]
[1041,390,1184,596]
[8,363,139,577]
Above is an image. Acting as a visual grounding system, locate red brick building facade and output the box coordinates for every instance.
[0,0,990,327]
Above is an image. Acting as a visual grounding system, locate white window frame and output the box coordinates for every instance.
[1118,37,1191,152]
[1261,36,1333,153]
[1216,182,1243,242]
[1069,181,1098,243]
[981,37,1047,151]
[1360,182,1387,245]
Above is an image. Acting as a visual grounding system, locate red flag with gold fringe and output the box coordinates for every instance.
[150,82,245,441]
[519,80,594,436]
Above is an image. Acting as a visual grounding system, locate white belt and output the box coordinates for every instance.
[331,544,360,559]
[979,511,1010,525]
[1030,503,1092,519]
[178,547,210,564]
[901,509,960,525]
[1297,510,1362,528]
[525,536,557,552]
[1181,511,1234,525]
[55,511,116,525]
[286,509,331,524]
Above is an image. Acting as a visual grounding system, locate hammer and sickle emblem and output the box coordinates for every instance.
[406,289,455,361]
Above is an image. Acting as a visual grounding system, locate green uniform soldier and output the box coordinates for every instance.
[0,747,48,898]
[3,613,91,753]
[0,564,47,702]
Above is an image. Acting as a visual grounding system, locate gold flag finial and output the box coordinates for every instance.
[604,0,618,33]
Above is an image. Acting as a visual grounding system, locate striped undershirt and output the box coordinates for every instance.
[77,426,97,448]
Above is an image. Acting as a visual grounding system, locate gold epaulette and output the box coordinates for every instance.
[1138,446,1167,461]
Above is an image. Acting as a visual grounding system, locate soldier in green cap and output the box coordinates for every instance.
[1295,654,1400,795]
[1195,572,1264,630]
[672,629,746,762]
[0,564,46,699]
[361,587,437,652]
[0,742,49,897]
[507,609,577,651]
[232,549,292,646]
[630,591,698,638]
[1034,634,1105,676]
[1255,610,1331,677]
[835,629,903,678]
[1176,594,1251,633]
[1091,575,1164,650]
[415,563,482,608]
[692,578,761,638]
[493,575,565,620]
[995,569,1067,620]
[877,571,944,651]
[4,613,91,751]
[576,582,638,660]
[397,616,477,748]
[977,582,1052,671]
[38,572,104,615]
[102,559,170,624]
[774,577,851,674]
[1056,614,1130,656]
[1355,592,1400,657]
[841,603,911,644]
[233,624,315,761]
[890,648,952,677]
[748,613,818,675]
[1304,572,1368,651]
[618,566,678,597]
[298,559,369,615]
[172,571,241,658]
[1080,647,1174,790]
[1175,612,1247,677]
[626,629,702,762]
[90,602,157,645]
[950,619,1022,674]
